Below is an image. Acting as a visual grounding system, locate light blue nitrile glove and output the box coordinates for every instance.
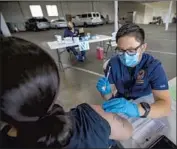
[96,77,111,95]
[102,98,140,117]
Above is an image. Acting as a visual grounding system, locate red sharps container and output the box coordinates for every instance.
[96,47,104,60]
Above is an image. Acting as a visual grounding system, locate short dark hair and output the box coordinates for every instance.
[0,37,72,147]
[116,23,145,44]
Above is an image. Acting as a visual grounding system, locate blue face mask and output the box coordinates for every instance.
[119,52,140,67]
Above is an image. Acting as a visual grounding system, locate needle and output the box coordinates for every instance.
[106,66,111,79]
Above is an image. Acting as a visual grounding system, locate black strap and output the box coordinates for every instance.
[124,63,148,100]
[123,67,136,99]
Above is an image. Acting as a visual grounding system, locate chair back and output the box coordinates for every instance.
[111,32,117,41]
[103,59,110,71]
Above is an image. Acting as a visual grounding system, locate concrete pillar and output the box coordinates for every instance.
[114,0,118,32]
[59,1,64,18]
[91,1,94,12]
[165,0,173,31]
[0,13,11,37]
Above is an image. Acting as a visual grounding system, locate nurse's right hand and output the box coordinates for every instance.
[96,77,111,95]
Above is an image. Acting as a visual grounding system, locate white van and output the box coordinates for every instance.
[72,12,103,27]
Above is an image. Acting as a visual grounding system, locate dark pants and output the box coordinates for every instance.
[67,46,86,57]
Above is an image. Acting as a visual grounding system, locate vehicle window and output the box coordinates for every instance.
[88,13,92,17]
[37,19,42,22]
[96,13,99,17]
[93,13,96,17]
[77,15,81,17]
[101,15,104,19]
[43,18,48,22]
[82,14,87,18]
[37,18,48,22]
[58,19,65,22]
[75,15,80,19]
[29,18,35,22]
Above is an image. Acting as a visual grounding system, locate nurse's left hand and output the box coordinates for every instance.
[102,98,140,117]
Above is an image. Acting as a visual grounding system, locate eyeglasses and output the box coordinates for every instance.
[117,44,143,56]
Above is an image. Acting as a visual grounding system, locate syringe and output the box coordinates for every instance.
[102,66,111,91]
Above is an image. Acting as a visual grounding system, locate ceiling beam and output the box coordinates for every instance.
[0,0,171,2]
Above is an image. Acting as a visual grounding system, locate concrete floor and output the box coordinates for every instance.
[13,24,176,111]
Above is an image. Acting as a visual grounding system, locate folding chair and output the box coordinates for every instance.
[105,32,117,57]
[103,59,110,71]
[105,40,117,56]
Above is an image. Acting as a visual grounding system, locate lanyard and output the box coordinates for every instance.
[124,67,135,100]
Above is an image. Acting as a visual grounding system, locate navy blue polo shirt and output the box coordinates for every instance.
[105,53,169,100]
[66,103,114,148]
[64,28,79,38]
[64,28,79,50]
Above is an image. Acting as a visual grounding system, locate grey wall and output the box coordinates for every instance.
[1,0,166,28]
[143,1,176,24]
[19,1,62,21]
[62,1,92,15]
[93,1,114,20]
[0,1,95,23]
[119,2,145,24]
[0,2,24,23]
[0,1,147,24]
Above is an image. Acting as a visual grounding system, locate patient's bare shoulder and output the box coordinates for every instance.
[90,105,133,140]
[90,105,113,121]
[90,105,123,126]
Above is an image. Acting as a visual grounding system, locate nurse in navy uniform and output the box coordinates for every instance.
[96,23,171,119]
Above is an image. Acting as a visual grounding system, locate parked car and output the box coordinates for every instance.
[6,22,17,33]
[149,16,163,25]
[101,15,109,25]
[72,15,83,27]
[172,16,177,23]
[72,12,103,27]
[25,17,50,31]
[50,19,67,29]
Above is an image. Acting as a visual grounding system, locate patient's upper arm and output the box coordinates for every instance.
[91,105,133,141]
[109,113,133,140]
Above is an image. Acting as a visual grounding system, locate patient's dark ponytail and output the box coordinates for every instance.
[0,37,72,148]
[16,104,72,148]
